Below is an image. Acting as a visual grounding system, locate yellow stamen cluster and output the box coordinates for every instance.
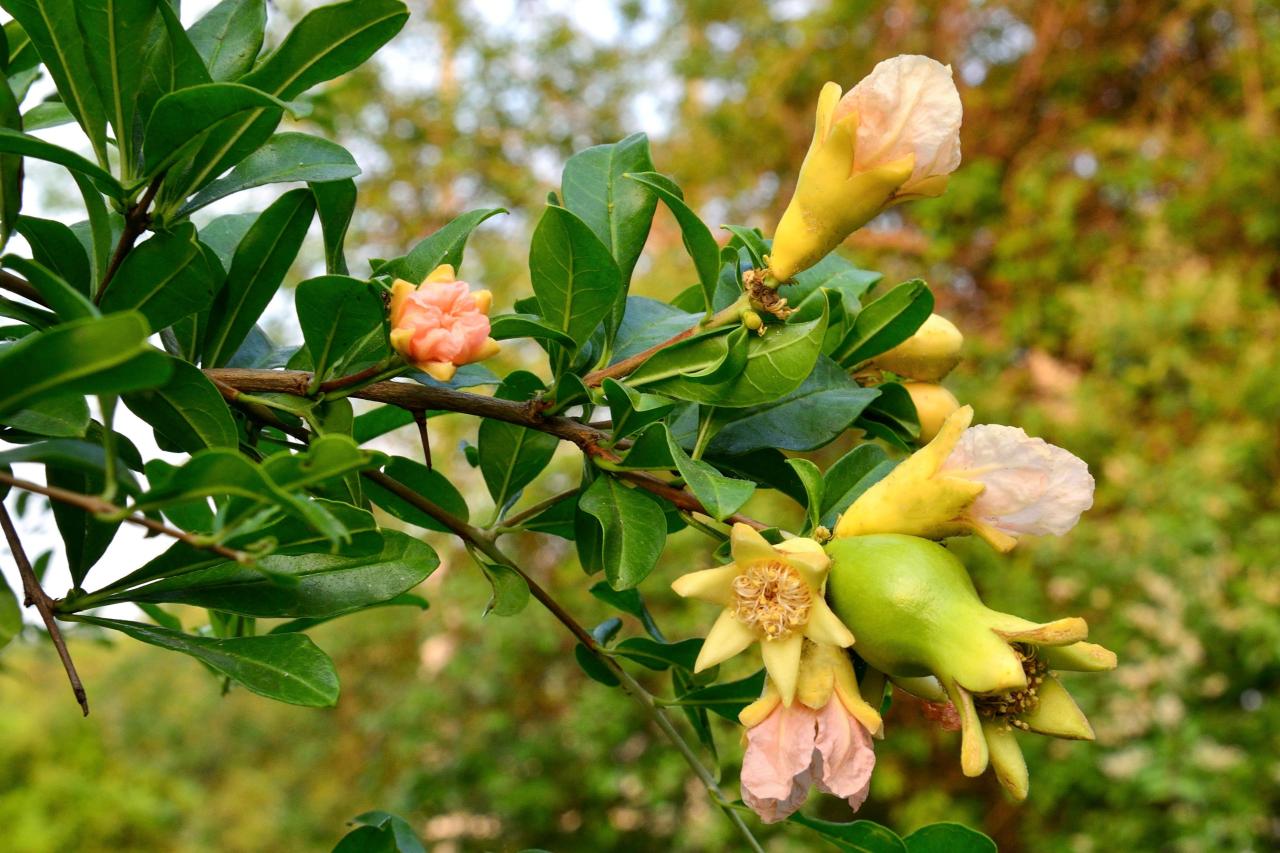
[975,644,1047,731]
[731,561,812,638]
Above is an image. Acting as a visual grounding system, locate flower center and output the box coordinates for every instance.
[731,560,811,639]
[975,643,1048,731]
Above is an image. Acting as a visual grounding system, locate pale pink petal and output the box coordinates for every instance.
[812,697,876,804]
[834,55,962,191]
[941,424,1094,538]
[740,702,819,824]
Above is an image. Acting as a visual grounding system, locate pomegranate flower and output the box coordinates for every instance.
[388,263,500,381]
[739,642,882,823]
[671,524,854,705]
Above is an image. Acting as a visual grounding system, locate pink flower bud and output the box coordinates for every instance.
[388,264,500,382]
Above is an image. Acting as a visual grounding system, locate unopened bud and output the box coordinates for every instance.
[741,309,764,332]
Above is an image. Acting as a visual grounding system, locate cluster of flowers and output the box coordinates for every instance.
[668,56,1114,821]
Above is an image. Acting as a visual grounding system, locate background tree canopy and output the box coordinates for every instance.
[1,0,1277,851]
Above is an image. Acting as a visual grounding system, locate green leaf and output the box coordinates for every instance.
[135,0,212,127]
[511,492,577,539]
[71,172,114,287]
[903,823,997,853]
[80,616,340,707]
[528,203,622,371]
[14,216,91,294]
[629,292,829,407]
[0,127,120,198]
[178,132,360,216]
[187,0,265,81]
[0,569,21,650]
[786,457,824,533]
[373,206,505,282]
[676,670,765,721]
[821,444,895,528]
[0,394,88,437]
[786,814,907,853]
[203,187,315,366]
[624,172,720,314]
[3,20,39,74]
[267,593,427,636]
[77,0,155,180]
[577,475,665,589]
[1,0,110,164]
[141,82,292,178]
[0,438,141,495]
[363,456,469,534]
[100,224,216,332]
[47,466,119,586]
[855,381,919,449]
[602,378,675,440]
[488,313,576,348]
[295,275,384,385]
[0,66,21,248]
[834,279,934,367]
[614,637,702,671]
[117,531,437,619]
[721,224,768,269]
[478,560,530,617]
[20,99,73,131]
[122,356,238,452]
[561,133,657,284]
[347,812,427,853]
[312,177,356,274]
[664,426,754,521]
[588,580,665,641]
[352,405,414,443]
[477,371,559,514]
[0,312,171,418]
[703,356,880,455]
[2,255,96,321]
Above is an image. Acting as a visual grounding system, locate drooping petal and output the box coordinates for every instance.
[803,599,855,648]
[671,564,741,606]
[740,702,819,823]
[693,609,756,672]
[761,633,805,705]
[813,697,876,804]
[946,680,989,777]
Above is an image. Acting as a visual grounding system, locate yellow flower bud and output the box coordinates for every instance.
[902,381,961,443]
[871,314,963,381]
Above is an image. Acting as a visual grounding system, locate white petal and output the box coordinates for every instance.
[836,55,962,190]
[694,609,755,672]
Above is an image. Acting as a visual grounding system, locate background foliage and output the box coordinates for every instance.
[1,1,1277,851]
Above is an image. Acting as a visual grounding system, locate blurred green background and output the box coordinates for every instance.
[2,1,1278,850]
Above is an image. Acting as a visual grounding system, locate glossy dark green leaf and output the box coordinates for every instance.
[77,0,155,180]
[203,188,315,366]
[664,426,754,521]
[488,313,576,348]
[821,444,895,527]
[855,381,919,449]
[0,128,120,198]
[2,255,95,321]
[587,580,665,640]
[0,394,88,437]
[721,224,768,269]
[0,65,20,248]
[478,560,529,617]
[577,475,666,589]
[374,206,505,282]
[47,466,119,587]
[295,275,384,385]
[1,0,110,164]
[903,823,997,853]
[602,378,675,440]
[348,812,427,853]
[834,279,934,367]
[179,132,360,216]
[675,669,765,721]
[70,172,115,287]
[363,456,469,533]
[787,457,824,533]
[187,0,265,81]
[14,216,90,294]
[786,814,907,853]
[478,371,558,513]
[610,296,698,362]
[80,616,340,707]
[561,133,656,284]
[141,82,290,177]
[0,438,141,494]
[118,531,437,619]
[625,171,719,314]
[135,1,212,128]
[20,100,73,131]
[122,356,238,452]
[528,204,622,371]
[0,312,170,418]
[2,20,38,73]
[511,492,577,539]
[100,224,216,332]
[704,356,879,455]
[312,177,356,274]
[351,405,415,443]
[614,637,702,671]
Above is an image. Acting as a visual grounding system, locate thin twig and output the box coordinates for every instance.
[0,269,45,305]
[317,363,388,393]
[0,502,89,715]
[413,410,432,469]
[94,175,163,304]
[0,472,250,565]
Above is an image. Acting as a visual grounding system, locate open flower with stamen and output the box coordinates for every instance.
[738,641,883,823]
[672,524,854,705]
[833,405,1094,551]
[826,534,1116,799]
[388,263,500,381]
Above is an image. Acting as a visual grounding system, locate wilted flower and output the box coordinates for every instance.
[901,381,960,443]
[739,641,881,822]
[825,533,1116,798]
[833,406,1094,551]
[388,263,500,381]
[672,524,854,705]
[870,313,964,382]
[768,56,962,282]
